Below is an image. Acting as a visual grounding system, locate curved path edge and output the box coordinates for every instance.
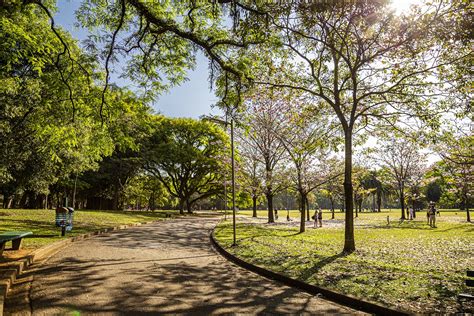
[210,227,409,316]
[0,220,159,316]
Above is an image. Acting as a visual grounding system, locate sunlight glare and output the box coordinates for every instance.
[390,0,423,15]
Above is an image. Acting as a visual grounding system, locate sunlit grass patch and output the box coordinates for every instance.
[214,210,473,313]
[0,209,179,250]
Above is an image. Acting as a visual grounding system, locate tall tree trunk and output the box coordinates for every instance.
[178,199,185,215]
[377,190,382,212]
[112,185,120,210]
[72,174,78,209]
[299,192,306,233]
[266,191,274,223]
[7,197,13,209]
[464,191,471,222]
[252,195,257,217]
[186,199,192,213]
[343,130,355,252]
[330,196,335,219]
[399,185,406,220]
[3,194,11,209]
[19,192,28,209]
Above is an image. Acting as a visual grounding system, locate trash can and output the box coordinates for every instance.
[55,207,74,236]
[55,207,68,227]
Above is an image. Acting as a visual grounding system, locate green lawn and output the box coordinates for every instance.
[0,209,180,250]
[214,209,473,313]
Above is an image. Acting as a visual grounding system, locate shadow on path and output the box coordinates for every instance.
[6,218,360,315]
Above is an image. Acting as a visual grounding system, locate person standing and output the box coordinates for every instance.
[428,201,437,228]
[409,207,414,220]
[317,207,323,227]
[274,209,278,220]
[313,209,318,228]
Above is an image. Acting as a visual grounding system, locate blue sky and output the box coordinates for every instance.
[55,0,221,118]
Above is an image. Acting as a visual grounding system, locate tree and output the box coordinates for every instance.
[267,90,340,232]
[142,117,229,214]
[0,2,125,208]
[239,88,289,223]
[425,181,442,203]
[375,138,426,220]
[232,0,470,252]
[435,134,473,221]
[320,177,344,220]
[237,143,264,217]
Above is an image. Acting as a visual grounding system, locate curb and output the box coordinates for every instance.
[0,220,157,315]
[210,229,409,316]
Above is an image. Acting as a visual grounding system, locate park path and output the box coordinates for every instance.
[7,217,362,315]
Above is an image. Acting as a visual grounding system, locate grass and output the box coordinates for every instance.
[0,209,180,251]
[214,209,473,313]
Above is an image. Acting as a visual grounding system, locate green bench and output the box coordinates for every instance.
[0,231,33,256]
[458,270,474,303]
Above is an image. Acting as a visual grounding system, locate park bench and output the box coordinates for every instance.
[0,231,33,256]
[458,270,474,302]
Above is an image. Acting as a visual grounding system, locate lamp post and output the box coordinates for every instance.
[201,115,236,246]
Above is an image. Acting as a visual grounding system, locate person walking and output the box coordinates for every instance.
[274,209,278,220]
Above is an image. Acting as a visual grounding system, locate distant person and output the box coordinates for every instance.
[274,209,278,220]
[317,208,323,227]
[409,207,414,220]
[428,201,437,228]
[286,209,291,221]
[313,209,318,228]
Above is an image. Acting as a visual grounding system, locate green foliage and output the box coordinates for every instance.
[0,3,155,208]
[142,117,230,213]
[425,181,442,203]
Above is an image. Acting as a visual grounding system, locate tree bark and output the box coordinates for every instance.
[330,196,335,219]
[464,191,471,222]
[399,184,406,220]
[186,199,192,213]
[343,130,355,252]
[266,191,274,223]
[112,184,120,210]
[252,195,257,217]
[299,192,306,233]
[377,190,382,212]
[7,197,13,209]
[178,200,185,215]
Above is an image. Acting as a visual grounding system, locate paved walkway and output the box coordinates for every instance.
[7,218,362,315]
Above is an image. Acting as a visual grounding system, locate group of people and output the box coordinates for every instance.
[313,208,323,228]
[272,208,323,227]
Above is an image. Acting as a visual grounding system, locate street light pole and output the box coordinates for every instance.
[201,114,236,246]
[230,119,236,246]
[224,176,227,220]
